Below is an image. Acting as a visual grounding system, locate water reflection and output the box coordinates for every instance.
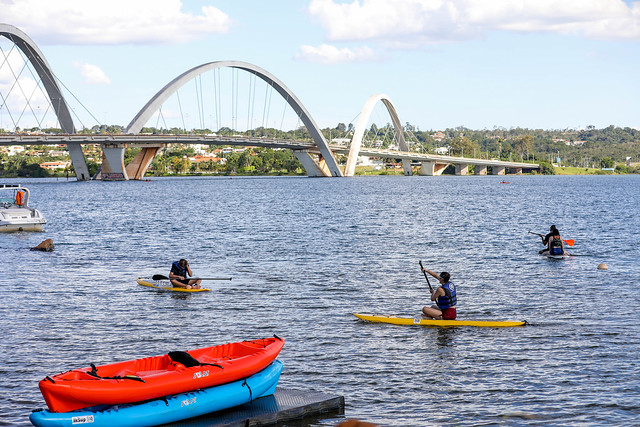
[435,327,457,347]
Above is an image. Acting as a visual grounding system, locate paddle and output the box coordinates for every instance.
[528,231,574,246]
[418,260,434,294]
[152,274,232,281]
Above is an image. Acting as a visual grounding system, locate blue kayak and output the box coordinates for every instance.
[30,360,282,427]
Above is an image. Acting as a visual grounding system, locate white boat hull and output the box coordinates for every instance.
[0,221,45,232]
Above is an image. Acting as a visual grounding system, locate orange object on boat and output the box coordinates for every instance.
[38,336,284,413]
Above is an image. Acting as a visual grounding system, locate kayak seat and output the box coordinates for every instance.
[168,351,224,370]
[168,351,201,368]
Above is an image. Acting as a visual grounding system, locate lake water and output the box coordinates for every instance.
[1,174,639,426]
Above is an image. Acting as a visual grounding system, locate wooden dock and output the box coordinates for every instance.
[172,387,345,426]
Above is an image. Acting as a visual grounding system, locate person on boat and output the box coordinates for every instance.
[169,259,202,289]
[539,227,566,256]
[420,268,457,320]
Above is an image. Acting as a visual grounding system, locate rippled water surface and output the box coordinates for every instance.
[1,175,639,426]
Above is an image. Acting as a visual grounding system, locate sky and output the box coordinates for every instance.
[1,0,639,132]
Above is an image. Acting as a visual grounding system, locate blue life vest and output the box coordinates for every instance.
[171,261,188,277]
[436,282,457,309]
[549,236,564,255]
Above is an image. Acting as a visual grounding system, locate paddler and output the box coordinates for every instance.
[539,225,566,256]
[169,259,202,289]
[420,268,457,320]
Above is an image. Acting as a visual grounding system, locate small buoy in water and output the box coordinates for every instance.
[597,263,608,270]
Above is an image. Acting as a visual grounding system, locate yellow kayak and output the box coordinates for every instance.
[137,278,211,292]
[353,313,526,328]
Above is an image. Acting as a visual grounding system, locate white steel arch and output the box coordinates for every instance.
[126,60,343,177]
[0,23,90,180]
[344,94,411,177]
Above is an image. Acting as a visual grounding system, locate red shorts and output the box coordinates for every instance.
[441,307,457,320]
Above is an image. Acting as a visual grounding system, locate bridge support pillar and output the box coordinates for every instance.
[293,150,331,177]
[126,146,162,180]
[419,161,447,176]
[100,144,128,180]
[67,142,90,181]
[491,165,506,175]
[474,165,487,175]
[511,167,523,175]
[402,159,413,176]
[455,164,469,176]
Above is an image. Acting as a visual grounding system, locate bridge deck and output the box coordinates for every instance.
[0,134,538,169]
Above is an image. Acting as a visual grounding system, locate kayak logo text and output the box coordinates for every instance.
[72,415,94,424]
[193,370,209,379]
[181,397,197,407]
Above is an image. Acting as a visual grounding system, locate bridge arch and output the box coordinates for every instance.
[0,23,90,180]
[344,94,411,177]
[125,60,343,177]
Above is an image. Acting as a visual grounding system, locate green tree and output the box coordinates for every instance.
[237,151,252,169]
[601,157,614,168]
[449,135,480,157]
[171,157,190,174]
[538,161,555,175]
[284,157,302,173]
[513,135,534,156]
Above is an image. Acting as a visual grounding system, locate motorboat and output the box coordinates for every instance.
[0,184,47,232]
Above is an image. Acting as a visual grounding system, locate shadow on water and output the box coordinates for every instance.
[434,327,457,347]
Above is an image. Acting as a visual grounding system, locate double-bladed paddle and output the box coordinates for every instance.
[528,231,574,246]
[152,274,232,281]
[418,260,434,294]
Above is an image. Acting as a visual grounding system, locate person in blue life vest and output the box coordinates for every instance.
[539,225,566,255]
[169,259,202,289]
[420,268,457,320]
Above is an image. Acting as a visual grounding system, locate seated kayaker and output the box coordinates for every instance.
[420,269,457,320]
[539,226,566,256]
[169,259,202,289]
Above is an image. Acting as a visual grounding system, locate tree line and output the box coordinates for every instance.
[1,124,638,177]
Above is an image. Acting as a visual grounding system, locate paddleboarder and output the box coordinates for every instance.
[539,225,566,256]
[420,268,457,320]
[169,259,202,289]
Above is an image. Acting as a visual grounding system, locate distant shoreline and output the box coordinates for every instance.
[2,165,638,180]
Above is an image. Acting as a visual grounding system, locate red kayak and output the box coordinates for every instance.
[38,336,284,413]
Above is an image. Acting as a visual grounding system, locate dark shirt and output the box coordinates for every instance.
[170,261,188,278]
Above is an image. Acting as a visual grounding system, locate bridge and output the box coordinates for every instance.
[0,23,538,180]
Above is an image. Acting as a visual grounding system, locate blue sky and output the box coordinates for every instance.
[1,0,639,131]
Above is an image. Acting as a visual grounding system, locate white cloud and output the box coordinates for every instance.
[73,62,111,85]
[1,0,231,45]
[308,0,640,43]
[295,44,381,64]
